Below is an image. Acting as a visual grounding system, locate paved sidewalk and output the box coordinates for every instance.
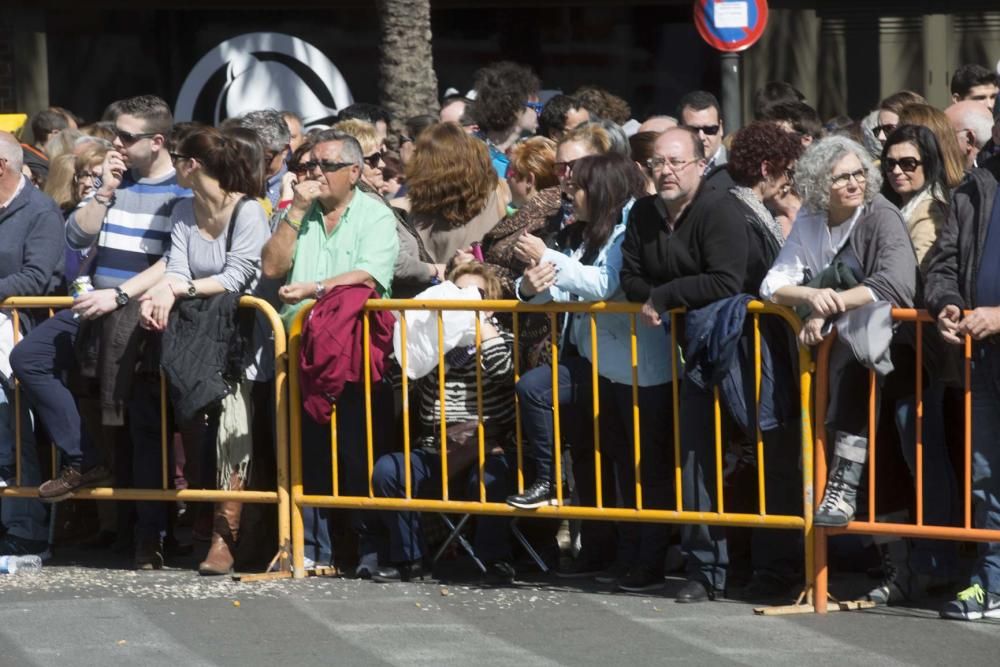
[0,556,998,667]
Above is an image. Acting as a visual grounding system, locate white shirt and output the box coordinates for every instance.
[760,206,869,302]
[0,174,27,212]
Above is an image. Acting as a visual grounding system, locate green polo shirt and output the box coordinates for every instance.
[280,188,399,329]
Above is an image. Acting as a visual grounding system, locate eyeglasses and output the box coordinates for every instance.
[555,159,579,179]
[169,152,192,164]
[646,156,699,172]
[524,101,545,115]
[302,159,354,174]
[883,157,922,173]
[874,124,897,138]
[682,124,721,136]
[831,168,867,189]
[114,128,158,146]
[75,170,102,183]
[363,152,384,169]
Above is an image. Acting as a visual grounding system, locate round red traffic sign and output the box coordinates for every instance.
[693,0,768,53]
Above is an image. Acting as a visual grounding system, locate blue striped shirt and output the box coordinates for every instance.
[66,169,191,289]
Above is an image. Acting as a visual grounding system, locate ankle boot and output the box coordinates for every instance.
[199,476,244,575]
[814,456,864,527]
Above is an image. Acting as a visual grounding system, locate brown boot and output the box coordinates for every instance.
[199,477,244,576]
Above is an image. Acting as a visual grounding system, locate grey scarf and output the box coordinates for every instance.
[730,185,785,248]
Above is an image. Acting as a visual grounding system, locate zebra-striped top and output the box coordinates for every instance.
[415,328,516,453]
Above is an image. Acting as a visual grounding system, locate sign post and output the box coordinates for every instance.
[693,0,769,133]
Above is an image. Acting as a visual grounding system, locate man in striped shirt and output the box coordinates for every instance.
[10,95,190,569]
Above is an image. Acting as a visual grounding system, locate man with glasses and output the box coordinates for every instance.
[0,131,65,562]
[261,130,398,574]
[678,90,726,172]
[621,127,761,604]
[10,95,190,570]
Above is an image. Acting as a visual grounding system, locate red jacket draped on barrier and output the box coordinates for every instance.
[299,284,395,424]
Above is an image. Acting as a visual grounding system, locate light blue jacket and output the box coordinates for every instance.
[515,199,674,387]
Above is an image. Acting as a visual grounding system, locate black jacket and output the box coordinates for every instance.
[620,167,771,313]
[925,157,1000,316]
[161,293,249,424]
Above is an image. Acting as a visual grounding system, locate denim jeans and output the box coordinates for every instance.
[372,448,515,563]
[598,378,674,570]
[299,381,393,566]
[0,385,47,542]
[969,344,1000,593]
[894,380,960,577]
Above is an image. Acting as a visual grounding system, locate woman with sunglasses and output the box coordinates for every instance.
[507,153,673,589]
[333,119,386,197]
[881,125,951,269]
[868,124,961,606]
[138,124,270,576]
[761,136,917,529]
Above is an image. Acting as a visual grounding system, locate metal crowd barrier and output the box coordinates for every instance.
[0,296,292,576]
[811,308,990,614]
[288,298,816,591]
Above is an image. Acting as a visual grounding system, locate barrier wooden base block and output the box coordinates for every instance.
[232,548,295,583]
[754,588,877,615]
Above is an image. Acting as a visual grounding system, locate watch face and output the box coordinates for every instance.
[116,292,129,306]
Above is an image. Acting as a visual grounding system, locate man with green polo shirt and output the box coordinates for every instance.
[262,129,398,574]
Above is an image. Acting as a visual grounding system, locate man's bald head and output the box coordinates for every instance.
[638,115,678,134]
[0,132,24,173]
[945,100,994,149]
[657,126,705,161]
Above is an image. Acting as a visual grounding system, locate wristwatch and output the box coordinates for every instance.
[185,280,196,298]
[114,286,130,308]
[315,281,327,299]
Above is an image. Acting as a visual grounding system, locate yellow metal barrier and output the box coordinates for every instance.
[0,296,292,575]
[289,298,815,591]
[811,308,988,614]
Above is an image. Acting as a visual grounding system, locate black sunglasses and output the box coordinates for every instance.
[683,124,721,136]
[874,124,897,137]
[302,159,354,174]
[114,128,158,145]
[169,152,192,163]
[883,157,922,173]
[363,152,384,168]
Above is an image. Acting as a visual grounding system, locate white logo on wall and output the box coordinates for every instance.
[175,32,354,128]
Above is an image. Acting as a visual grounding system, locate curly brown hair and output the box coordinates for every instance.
[727,121,804,188]
[572,86,632,125]
[405,122,499,227]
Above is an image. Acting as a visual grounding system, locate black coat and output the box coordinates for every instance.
[619,168,771,314]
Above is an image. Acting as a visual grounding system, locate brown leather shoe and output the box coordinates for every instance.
[38,465,112,503]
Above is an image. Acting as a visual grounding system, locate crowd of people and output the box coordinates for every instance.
[2,58,1000,621]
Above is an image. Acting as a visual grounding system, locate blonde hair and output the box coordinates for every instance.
[558,123,612,154]
[447,262,503,301]
[332,119,381,156]
[43,154,76,211]
[508,137,558,190]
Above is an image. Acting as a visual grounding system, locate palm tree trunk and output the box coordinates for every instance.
[377,0,440,124]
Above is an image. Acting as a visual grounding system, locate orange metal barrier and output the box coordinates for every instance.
[289,298,816,590]
[0,296,292,575]
[811,308,988,614]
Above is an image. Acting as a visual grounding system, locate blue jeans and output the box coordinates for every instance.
[372,448,515,563]
[299,381,393,566]
[516,356,616,563]
[0,385,47,542]
[969,344,1000,593]
[894,380,960,577]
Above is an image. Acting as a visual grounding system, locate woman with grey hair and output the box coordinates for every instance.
[760,135,917,527]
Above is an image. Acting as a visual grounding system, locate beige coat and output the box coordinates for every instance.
[905,195,948,271]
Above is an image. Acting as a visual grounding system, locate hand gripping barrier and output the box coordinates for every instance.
[289,297,817,599]
[811,308,993,614]
[0,296,292,577]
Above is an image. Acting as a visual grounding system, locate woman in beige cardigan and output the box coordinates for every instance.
[880,124,951,271]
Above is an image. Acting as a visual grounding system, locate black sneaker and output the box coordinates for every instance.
[617,565,665,592]
[0,534,51,561]
[595,561,631,585]
[940,584,1000,621]
[556,556,608,579]
[484,561,516,585]
[134,538,164,571]
[506,480,554,510]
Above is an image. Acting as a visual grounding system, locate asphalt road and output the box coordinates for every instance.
[1,555,998,667]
